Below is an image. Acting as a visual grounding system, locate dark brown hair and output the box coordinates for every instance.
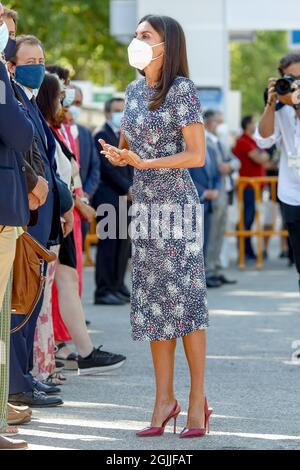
[138,15,189,110]
[3,7,18,26]
[36,72,61,124]
[278,53,300,76]
[241,115,254,131]
[10,35,44,64]
[46,65,70,84]
[104,97,125,113]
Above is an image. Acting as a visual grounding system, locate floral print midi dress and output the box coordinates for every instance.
[121,76,209,341]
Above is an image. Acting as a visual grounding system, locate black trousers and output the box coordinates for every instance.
[95,205,131,298]
[281,202,300,276]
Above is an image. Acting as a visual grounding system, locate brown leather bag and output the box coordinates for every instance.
[11,231,57,333]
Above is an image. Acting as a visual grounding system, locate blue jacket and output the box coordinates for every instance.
[189,144,221,212]
[16,85,72,246]
[78,124,100,198]
[92,123,133,209]
[0,63,33,226]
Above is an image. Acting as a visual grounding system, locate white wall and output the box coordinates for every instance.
[227,0,300,30]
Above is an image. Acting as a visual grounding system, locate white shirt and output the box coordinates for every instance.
[54,140,72,188]
[255,105,300,206]
[18,83,34,101]
[206,131,218,145]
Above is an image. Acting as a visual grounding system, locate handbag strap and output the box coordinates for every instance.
[11,274,46,334]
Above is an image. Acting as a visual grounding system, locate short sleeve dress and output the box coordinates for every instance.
[121,76,209,341]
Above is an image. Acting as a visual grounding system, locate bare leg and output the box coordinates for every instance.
[55,264,93,358]
[182,330,206,428]
[149,339,177,426]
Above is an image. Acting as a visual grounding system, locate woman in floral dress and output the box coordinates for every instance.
[100,15,211,438]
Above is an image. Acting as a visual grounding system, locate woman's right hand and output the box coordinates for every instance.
[61,207,74,238]
[99,139,128,167]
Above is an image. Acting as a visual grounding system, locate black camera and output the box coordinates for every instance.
[275,74,300,95]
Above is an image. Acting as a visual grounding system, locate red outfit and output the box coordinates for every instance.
[233,133,265,178]
[52,123,83,342]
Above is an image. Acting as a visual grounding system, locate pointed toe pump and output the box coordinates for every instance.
[179,397,213,438]
[136,401,181,437]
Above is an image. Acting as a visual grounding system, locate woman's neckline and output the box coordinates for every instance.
[144,79,158,89]
[143,75,183,88]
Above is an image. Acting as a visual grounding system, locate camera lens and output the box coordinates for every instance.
[275,78,292,95]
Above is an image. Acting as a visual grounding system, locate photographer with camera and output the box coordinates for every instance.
[256,53,300,291]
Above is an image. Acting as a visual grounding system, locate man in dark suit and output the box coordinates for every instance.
[0,59,33,299]
[7,35,73,407]
[189,143,222,288]
[68,85,100,243]
[93,98,134,305]
[69,86,100,200]
[0,32,33,448]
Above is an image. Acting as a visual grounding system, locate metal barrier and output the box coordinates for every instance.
[84,219,98,266]
[226,176,288,269]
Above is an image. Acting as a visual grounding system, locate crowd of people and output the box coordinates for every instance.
[0,4,127,450]
[1,4,300,450]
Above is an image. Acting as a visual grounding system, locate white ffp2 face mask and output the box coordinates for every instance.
[127,38,164,70]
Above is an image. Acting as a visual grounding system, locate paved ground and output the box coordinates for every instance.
[17,244,300,450]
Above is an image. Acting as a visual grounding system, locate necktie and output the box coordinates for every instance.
[31,95,39,111]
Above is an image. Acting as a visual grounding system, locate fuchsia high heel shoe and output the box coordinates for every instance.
[179,397,213,438]
[136,401,181,437]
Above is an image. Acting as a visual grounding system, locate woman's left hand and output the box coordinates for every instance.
[119,149,145,169]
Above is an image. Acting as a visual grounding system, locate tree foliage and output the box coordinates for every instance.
[230,31,288,116]
[6,0,135,90]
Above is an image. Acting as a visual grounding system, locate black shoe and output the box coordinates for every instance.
[114,291,131,303]
[9,390,63,408]
[94,292,126,305]
[55,361,65,373]
[245,253,256,261]
[206,277,222,288]
[78,346,126,375]
[32,378,61,395]
[218,274,237,285]
[118,285,131,298]
[85,320,91,326]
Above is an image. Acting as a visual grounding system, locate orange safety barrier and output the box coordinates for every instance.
[84,219,98,266]
[226,176,288,269]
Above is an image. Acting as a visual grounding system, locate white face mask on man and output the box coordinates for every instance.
[127,38,164,71]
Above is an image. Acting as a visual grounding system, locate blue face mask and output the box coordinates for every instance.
[0,22,9,53]
[62,88,76,108]
[15,64,46,90]
[111,112,123,130]
[69,105,82,122]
